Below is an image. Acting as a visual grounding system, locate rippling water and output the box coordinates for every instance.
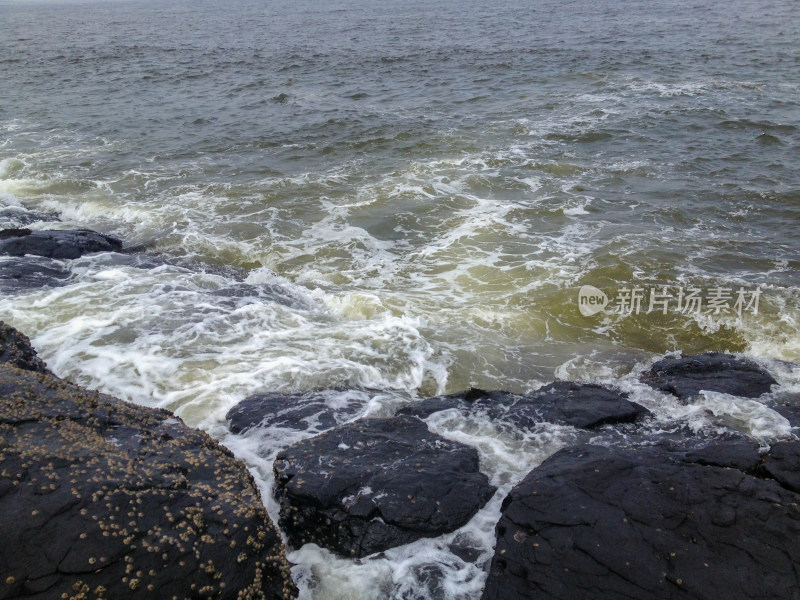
[2,0,799,597]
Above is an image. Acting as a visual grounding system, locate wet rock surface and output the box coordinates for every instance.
[0,322,51,375]
[0,256,72,292]
[0,228,124,260]
[227,390,366,434]
[396,388,516,420]
[398,382,649,430]
[482,441,800,600]
[768,393,800,428]
[273,415,496,558]
[641,352,777,399]
[0,323,296,600]
[761,440,800,493]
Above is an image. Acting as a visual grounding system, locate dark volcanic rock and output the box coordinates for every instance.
[761,440,800,493]
[0,321,51,375]
[517,381,649,429]
[397,388,516,420]
[0,228,124,259]
[768,393,800,427]
[398,383,649,430]
[227,390,365,434]
[0,327,296,599]
[273,415,496,558]
[679,435,763,472]
[482,442,800,600]
[0,256,71,292]
[641,352,777,399]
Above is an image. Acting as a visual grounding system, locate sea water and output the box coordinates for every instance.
[1,0,799,597]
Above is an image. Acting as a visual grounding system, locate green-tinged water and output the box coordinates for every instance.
[1,0,799,597]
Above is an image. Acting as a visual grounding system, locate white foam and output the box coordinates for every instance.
[0,257,449,426]
[696,391,792,440]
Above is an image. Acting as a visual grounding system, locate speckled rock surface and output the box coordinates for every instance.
[0,324,296,600]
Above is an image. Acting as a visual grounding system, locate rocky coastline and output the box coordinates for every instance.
[2,218,800,598]
[0,322,296,600]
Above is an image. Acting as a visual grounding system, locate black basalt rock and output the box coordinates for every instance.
[0,323,296,600]
[641,352,777,399]
[227,390,365,434]
[516,381,649,429]
[760,440,800,494]
[0,256,72,291]
[398,382,649,430]
[273,415,496,558]
[482,442,800,600]
[767,392,800,428]
[396,388,517,420]
[0,228,124,259]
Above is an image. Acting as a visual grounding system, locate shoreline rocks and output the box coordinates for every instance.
[482,439,800,600]
[273,415,496,558]
[641,352,777,399]
[0,322,297,600]
[397,382,650,430]
[227,390,367,435]
[220,351,799,597]
[0,225,130,293]
[0,228,125,260]
[4,296,799,599]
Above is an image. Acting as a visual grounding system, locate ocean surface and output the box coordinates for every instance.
[1,0,799,597]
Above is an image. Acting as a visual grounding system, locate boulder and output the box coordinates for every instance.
[0,228,124,259]
[0,324,296,600]
[641,352,777,399]
[482,441,800,600]
[398,383,649,430]
[273,415,496,558]
[227,390,366,435]
[678,434,763,472]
